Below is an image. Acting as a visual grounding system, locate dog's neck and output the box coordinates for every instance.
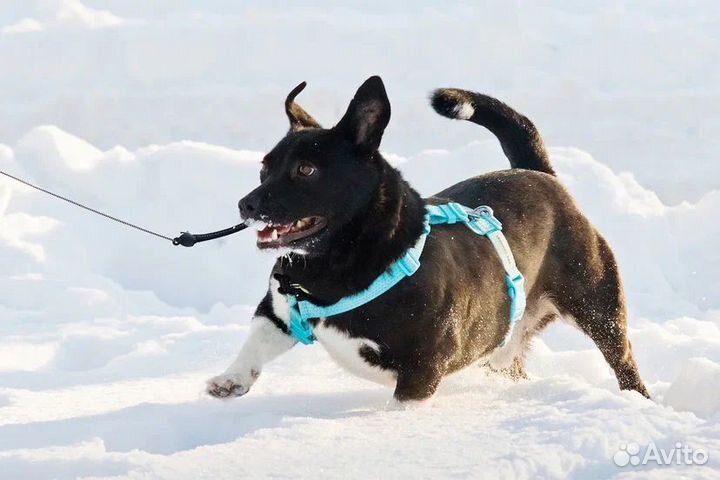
[275,155,426,304]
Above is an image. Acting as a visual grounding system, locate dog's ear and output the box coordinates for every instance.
[285,82,322,132]
[334,76,390,153]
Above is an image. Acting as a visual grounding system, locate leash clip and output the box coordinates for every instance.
[290,283,312,295]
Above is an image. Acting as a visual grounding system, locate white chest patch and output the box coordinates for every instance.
[269,277,396,386]
[313,323,397,386]
[269,277,291,324]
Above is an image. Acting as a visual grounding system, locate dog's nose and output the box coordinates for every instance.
[238,196,256,217]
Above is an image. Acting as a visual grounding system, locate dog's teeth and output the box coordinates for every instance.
[271,229,278,240]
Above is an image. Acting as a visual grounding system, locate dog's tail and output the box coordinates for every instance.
[430,88,555,175]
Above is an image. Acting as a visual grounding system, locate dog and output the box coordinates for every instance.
[206,76,649,404]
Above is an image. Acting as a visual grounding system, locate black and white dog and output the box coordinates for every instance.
[207,76,649,405]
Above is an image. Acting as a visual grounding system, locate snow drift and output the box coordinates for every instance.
[0,125,719,479]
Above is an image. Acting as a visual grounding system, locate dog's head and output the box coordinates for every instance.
[239,76,391,256]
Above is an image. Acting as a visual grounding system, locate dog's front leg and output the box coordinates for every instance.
[207,307,296,399]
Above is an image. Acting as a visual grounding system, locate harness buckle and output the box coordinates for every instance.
[288,298,316,345]
[506,273,522,299]
[434,203,468,224]
[505,273,526,322]
[468,205,502,233]
[289,317,315,345]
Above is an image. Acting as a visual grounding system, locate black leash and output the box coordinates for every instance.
[0,169,247,247]
[172,223,247,247]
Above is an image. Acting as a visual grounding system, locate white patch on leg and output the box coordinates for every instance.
[488,295,560,370]
[206,313,296,399]
[452,102,475,120]
[313,323,397,386]
[206,372,252,399]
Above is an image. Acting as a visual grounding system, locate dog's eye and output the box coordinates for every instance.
[297,163,316,177]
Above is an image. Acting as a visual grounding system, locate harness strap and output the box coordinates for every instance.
[286,203,526,346]
[426,204,526,345]
[288,220,431,344]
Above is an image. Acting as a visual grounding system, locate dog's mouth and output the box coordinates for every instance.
[254,216,327,248]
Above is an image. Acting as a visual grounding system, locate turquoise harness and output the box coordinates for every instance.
[287,202,526,346]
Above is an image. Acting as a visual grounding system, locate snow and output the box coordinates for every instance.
[665,358,720,419]
[0,1,719,479]
[17,126,105,171]
[1,0,129,35]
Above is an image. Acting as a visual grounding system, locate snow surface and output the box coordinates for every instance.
[1,0,129,35]
[0,1,719,479]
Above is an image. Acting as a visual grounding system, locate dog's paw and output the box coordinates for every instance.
[487,345,516,371]
[206,373,251,399]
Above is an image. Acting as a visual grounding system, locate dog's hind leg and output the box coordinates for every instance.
[571,304,648,399]
[550,237,650,399]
